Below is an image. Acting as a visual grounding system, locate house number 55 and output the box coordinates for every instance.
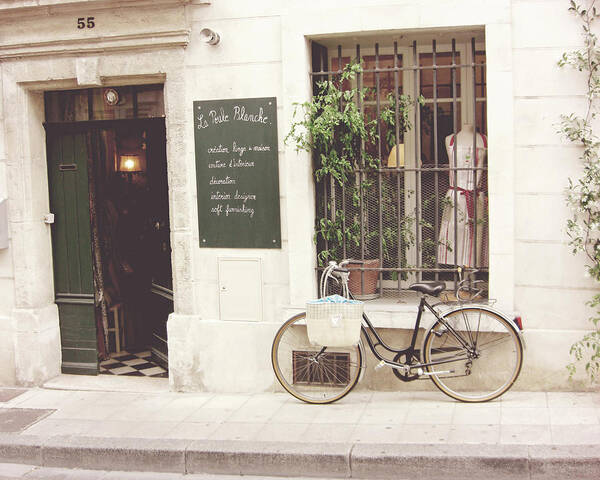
[77,17,95,29]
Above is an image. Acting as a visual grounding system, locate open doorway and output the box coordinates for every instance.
[93,121,171,377]
[45,86,172,377]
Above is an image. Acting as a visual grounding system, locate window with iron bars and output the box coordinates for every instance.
[310,31,487,302]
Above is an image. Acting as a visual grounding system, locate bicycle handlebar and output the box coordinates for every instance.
[320,261,351,298]
[322,259,482,299]
[332,259,478,275]
[332,267,350,274]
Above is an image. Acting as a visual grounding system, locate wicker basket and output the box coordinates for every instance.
[305,300,364,347]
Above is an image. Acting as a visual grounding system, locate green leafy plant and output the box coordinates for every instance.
[287,60,448,288]
[558,0,600,381]
[287,62,378,185]
[286,62,378,266]
[380,92,425,149]
[315,208,360,266]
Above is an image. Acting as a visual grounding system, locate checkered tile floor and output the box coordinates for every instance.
[99,350,168,378]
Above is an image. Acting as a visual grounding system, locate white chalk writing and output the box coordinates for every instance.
[232,142,247,157]
[226,204,255,218]
[207,144,229,154]
[252,144,270,151]
[209,176,236,185]
[229,159,255,168]
[210,191,231,200]
[208,160,227,168]
[234,190,256,203]
[209,107,230,125]
[233,105,268,124]
[196,113,208,129]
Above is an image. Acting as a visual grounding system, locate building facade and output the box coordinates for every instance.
[0,0,595,391]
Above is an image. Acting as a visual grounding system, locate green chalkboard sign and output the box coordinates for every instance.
[193,97,281,248]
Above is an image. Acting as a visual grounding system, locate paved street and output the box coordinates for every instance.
[4,381,599,445]
[0,377,598,478]
[0,463,339,479]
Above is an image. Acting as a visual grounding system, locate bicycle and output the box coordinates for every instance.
[271,260,524,404]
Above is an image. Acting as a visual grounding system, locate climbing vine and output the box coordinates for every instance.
[559,0,600,381]
[286,62,378,266]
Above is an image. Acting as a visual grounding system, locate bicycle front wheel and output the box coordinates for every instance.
[423,307,523,402]
[271,313,362,404]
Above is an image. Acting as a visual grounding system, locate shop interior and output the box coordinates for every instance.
[92,121,172,377]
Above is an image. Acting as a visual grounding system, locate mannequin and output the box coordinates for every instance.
[437,124,488,267]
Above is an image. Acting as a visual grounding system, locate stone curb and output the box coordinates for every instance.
[351,444,530,480]
[529,445,600,480]
[0,434,598,479]
[42,436,190,473]
[186,440,351,478]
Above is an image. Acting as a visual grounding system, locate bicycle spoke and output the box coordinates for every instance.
[460,308,476,347]
[272,313,362,403]
[424,308,523,402]
[474,308,483,349]
[429,353,470,364]
[475,334,515,351]
[438,328,470,351]
[279,328,306,348]
[321,362,343,385]
[441,320,473,351]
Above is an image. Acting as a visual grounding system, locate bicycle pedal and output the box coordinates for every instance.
[374,360,386,371]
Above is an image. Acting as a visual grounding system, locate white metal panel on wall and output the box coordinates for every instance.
[218,257,263,321]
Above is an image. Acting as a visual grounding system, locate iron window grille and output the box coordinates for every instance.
[309,32,488,301]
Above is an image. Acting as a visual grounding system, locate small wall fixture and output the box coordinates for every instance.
[200,28,220,45]
[103,88,119,106]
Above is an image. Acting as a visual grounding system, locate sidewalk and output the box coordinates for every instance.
[0,376,599,478]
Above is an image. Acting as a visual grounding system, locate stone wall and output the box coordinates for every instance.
[0,0,596,391]
[0,59,16,385]
[511,0,596,388]
[0,0,191,386]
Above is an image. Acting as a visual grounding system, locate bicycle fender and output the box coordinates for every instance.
[357,339,367,382]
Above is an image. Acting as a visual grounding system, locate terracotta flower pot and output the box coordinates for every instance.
[348,259,381,300]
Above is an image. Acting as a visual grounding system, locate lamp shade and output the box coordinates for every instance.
[387,144,405,168]
[118,155,142,172]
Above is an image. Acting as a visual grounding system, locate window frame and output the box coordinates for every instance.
[311,36,488,300]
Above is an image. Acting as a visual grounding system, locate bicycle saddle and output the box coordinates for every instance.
[408,281,446,296]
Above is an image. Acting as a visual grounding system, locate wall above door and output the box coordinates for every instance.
[0,0,192,59]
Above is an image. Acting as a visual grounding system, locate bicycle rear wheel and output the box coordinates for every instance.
[423,307,523,402]
[271,313,362,404]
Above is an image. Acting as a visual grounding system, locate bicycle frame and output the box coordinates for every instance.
[321,261,503,380]
[359,295,472,380]
[272,261,525,404]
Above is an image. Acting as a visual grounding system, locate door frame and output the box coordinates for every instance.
[45,117,170,374]
[1,49,191,385]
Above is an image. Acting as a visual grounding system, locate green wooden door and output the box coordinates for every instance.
[47,132,98,375]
